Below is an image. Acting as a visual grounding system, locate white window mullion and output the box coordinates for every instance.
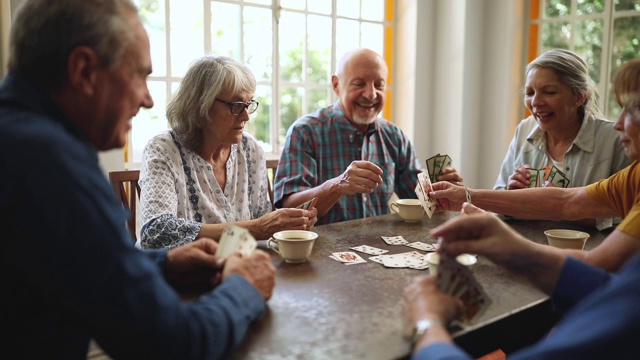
[600,0,614,116]
[271,1,282,153]
[204,0,212,54]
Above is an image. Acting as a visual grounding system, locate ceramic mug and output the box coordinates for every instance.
[268,230,318,263]
[390,199,424,222]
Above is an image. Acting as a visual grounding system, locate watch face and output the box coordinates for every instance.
[412,319,442,344]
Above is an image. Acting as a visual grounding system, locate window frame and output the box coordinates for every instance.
[127,0,394,168]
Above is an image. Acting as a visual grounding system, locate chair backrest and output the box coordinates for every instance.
[108,170,141,242]
[266,159,278,210]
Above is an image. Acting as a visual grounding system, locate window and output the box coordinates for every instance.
[526,0,640,120]
[129,0,393,167]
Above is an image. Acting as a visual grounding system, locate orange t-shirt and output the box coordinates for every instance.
[586,161,640,238]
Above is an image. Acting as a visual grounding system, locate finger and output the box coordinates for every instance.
[354,160,384,175]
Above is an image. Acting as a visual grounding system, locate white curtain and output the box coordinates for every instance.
[394,0,526,189]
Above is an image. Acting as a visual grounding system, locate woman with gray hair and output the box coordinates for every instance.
[139,55,316,249]
[493,48,631,229]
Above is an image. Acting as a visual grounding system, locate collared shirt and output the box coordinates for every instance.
[414,255,640,360]
[494,112,632,230]
[274,101,424,225]
[0,72,264,359]
[139,130,272,249]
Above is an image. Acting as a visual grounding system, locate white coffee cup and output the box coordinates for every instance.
[390,199,425,222]
[425,252,477,275]
[544,229,590,250]
[268,230,318,263]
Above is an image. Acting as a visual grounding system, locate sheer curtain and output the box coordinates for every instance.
[0,0,14,78]
[395,0,526,189]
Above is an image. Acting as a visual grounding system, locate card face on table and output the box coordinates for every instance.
[381,236,409,245]
[330,251,367,265]
[216,224,257,257]
[405,241,436,252]
[350,245,389,255]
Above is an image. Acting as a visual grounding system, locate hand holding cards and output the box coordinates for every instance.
[434,253,490,325]
[216,224,257,258]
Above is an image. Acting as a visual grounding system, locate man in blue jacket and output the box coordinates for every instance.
[0,0,275,358]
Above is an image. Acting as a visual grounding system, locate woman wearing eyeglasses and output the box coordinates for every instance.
[138,55,317,250]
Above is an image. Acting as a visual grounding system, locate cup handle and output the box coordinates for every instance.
[267,238,280,254]
[390,202,399,214]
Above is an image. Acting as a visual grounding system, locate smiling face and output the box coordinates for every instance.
[332,49,388,127]
[204,90,253,146]
[524,67,585,133]
[91,10,154,150]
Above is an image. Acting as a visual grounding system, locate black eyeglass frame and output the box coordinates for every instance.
[215,98,259,116]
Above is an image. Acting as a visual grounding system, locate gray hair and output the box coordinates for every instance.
[526,48,602,118]
[167,55,257,152]
[8,0,137,91]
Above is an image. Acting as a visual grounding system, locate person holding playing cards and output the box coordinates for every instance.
[429,59,640,273]
[494,49,631,230]
[138,55,317,249]
[273,48,463,225]
[404,212,640,359]
[1,1,275,358]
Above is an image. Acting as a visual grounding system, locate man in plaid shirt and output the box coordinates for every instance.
[273,48,463,225]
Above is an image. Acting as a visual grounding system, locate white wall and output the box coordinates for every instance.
[395,0,526,189]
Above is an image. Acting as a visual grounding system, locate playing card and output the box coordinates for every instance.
[381,235,409,245]
[296,197,318,210]
[368,255,385,264]
[432,155,444,181]
[331,251,367,265]
[436,253,491,325]
[405,241,436,251]
[216,224,257,257]
[381,251,424,268]
[350,245,389,255]
[441,154,452,171]
[526,168,540,188]
[425,154,438,182]
[549,167,570,188]
[417,172,437,218]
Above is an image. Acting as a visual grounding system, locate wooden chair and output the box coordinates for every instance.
[266,159,278,210]
[108,170,141,242]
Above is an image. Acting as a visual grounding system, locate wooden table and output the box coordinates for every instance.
[232,212,608,359]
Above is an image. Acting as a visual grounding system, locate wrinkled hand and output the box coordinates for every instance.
[507,165,533,190]
[223,250,276,300]
[402,275,462,336]
[430,213,535,269]
[164,238,224,292]
[256,208,317,239]
[460,202,486,215]
[334,160,384,195]
[437,167,464,185]
[428,182,467,212]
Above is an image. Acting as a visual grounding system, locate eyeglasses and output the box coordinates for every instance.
[215,98,259,116]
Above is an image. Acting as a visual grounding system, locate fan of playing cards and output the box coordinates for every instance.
[527,165,570,188]
[414,153,454,219]
[215,224,257,257]
[436,253,491,325]
[426,153,452,183]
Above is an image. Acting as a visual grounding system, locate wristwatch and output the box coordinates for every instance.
[411,319,442,344]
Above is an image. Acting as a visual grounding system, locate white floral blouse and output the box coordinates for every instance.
[138,130,271,249]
